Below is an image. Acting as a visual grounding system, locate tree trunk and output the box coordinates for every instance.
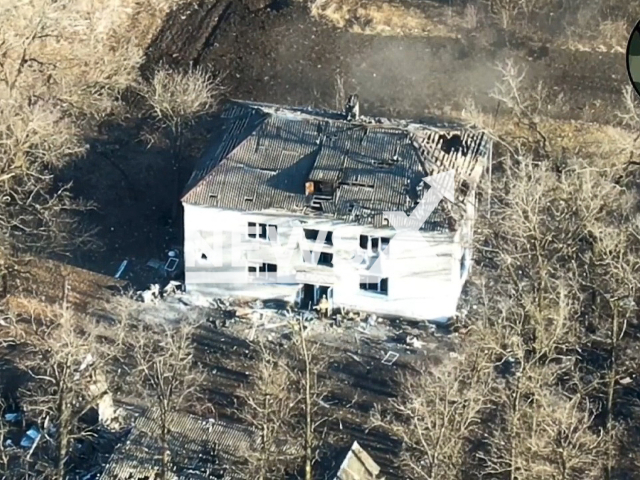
[509,372,521,480]
[605,311,619,480]
[298,318,313,480]
[171,124,183,222]
[56,379,69,480]
[161,409,169,480]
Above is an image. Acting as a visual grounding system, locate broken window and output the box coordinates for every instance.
[359,276,388,295]
[248,262,277,279]
[302,251,334,267]
[248,222,277,241]
[318,252,333,267]
[359,235,391,254]
[326,231,333,245]
[268,225,278,242]
[371,237,379,253]
[304,228,333,246]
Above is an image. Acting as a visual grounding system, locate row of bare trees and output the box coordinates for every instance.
[368,60,640,479]
[0,288,205,480]
[1,288,337,480]
[236,318,332,480]
[0,0,223,302]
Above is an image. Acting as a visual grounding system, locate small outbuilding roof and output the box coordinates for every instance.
[100,408,255,480]
[335,441,381,480]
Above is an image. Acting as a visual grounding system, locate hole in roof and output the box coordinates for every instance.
[244,196,254,202]
[440,134,467,155]
[201,253,208,260]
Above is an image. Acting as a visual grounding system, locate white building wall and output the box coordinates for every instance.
[183,203,467,321]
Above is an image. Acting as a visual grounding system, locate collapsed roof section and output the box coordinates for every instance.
[182,100,490,232]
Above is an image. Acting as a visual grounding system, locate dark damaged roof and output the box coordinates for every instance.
[100,408,255,480]
[182,100,490,231]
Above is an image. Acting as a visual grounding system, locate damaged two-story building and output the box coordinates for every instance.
[181,97,491,322]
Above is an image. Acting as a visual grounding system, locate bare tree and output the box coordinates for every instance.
[291,317,333,480]
[140,67,224,214]
[465,60,640,480]
[2,281,128,480]
[127,316,204,480]
[236,339,301,479]
[369,340,493,480]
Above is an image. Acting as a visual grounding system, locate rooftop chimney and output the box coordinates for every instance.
[345,94,359,122]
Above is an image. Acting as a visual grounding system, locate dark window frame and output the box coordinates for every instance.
[248,222,278,242]
[359,276,389,295]
[318,252,333,267]
[248,262,278,279]
[359,234,391,253]
[304,228,333,246]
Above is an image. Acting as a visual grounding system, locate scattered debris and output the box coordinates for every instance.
[252,299,264,310]
[20,426,41,448]
[164,257,179,272]
[366,314,377,328]
[163,280,183,297]
[620,377,633,385]
[381,351,399,365]
[140,284,161,304]
[114,260,128,279]
[146,259,163,269]
[4,412,22,422]
[302,310,318,322]
[261,321,289,330]
[335,440,380,480]
[406,335,424,349]
[74,353,95,379]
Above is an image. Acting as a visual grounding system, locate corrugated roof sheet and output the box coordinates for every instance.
[99,409,255,480]
[335,441,381,480]
[182,100,490,232]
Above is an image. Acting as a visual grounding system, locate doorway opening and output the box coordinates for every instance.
[300,283,333,310]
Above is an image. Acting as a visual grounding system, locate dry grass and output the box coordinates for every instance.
[0,0,186,113]
[310,0,465,38]
[466,109,636,166]
[5,258,126,314]
[143,67,224,127]
[0,0,190,274]
[559,20,628,53]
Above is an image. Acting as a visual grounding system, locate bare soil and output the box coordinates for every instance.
[146,0,627,123]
